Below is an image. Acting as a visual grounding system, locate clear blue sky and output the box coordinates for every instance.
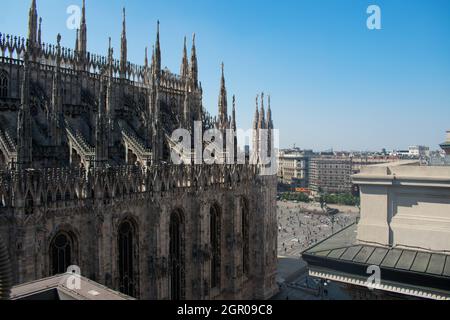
[2,0,450,151]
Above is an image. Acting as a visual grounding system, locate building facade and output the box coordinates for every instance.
[440,130,450,155]
[0,1,278,300]
[307,155,398,195]
[277,150,312,187]
[408,145,430,158]
[309,157,353,194]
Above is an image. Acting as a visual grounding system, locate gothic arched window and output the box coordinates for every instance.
[0,71,8,98]
[170,210,185,300]
[242,198,250,277]
[50,232,74,275]
[210,204,221,289]
[118,220,136,297]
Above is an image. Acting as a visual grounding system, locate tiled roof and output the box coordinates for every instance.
[302,224,450,298]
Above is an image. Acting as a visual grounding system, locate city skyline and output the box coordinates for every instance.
[1,0,449,151]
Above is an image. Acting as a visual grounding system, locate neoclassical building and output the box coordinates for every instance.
[0,1,278,299]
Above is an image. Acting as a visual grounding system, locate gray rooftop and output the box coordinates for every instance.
[302,224,450,298]
[10,274,135,300]
[304,224,450,278]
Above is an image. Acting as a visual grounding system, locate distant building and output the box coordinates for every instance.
[277,150,312,187]
[350,156,399,175]
[278,149,399,195]
[390,150,411,158]
[303,161,450,300]
[408,145,430,158]
[429,131,450,166]
[440,130,450,155]
[309,157,353,194]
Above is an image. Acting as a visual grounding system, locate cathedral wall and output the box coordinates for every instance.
[0,167,278,300]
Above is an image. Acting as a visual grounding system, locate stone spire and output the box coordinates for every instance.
[95,76,109,166]
[107,38,115,147]
[27,0,38,48]
[78,0,87,57]
[231,95,236,131]
[253,95,259,130]
[183,78,190,128]
[151,38,162,162]
[231,95,237,161]
[266,95,274,158]
[266,95,273,130]
[50,34,64,146]
[190,33,198,87]
[152,81,162,162]
[17,53,33,169]
[154,21,161,76]
[144,47,149,84]
[107,37,114,115]
[144,47,148,68]
[75,29,79,52]
[37,17,42,47]
[258,92,266,129]
[180,36,189,79]
[252,95,260,163]
[120,7,127,78]
[218,62,228,128]
[150,45,155,73]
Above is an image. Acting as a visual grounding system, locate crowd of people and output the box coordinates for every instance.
[277,201,359,257]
